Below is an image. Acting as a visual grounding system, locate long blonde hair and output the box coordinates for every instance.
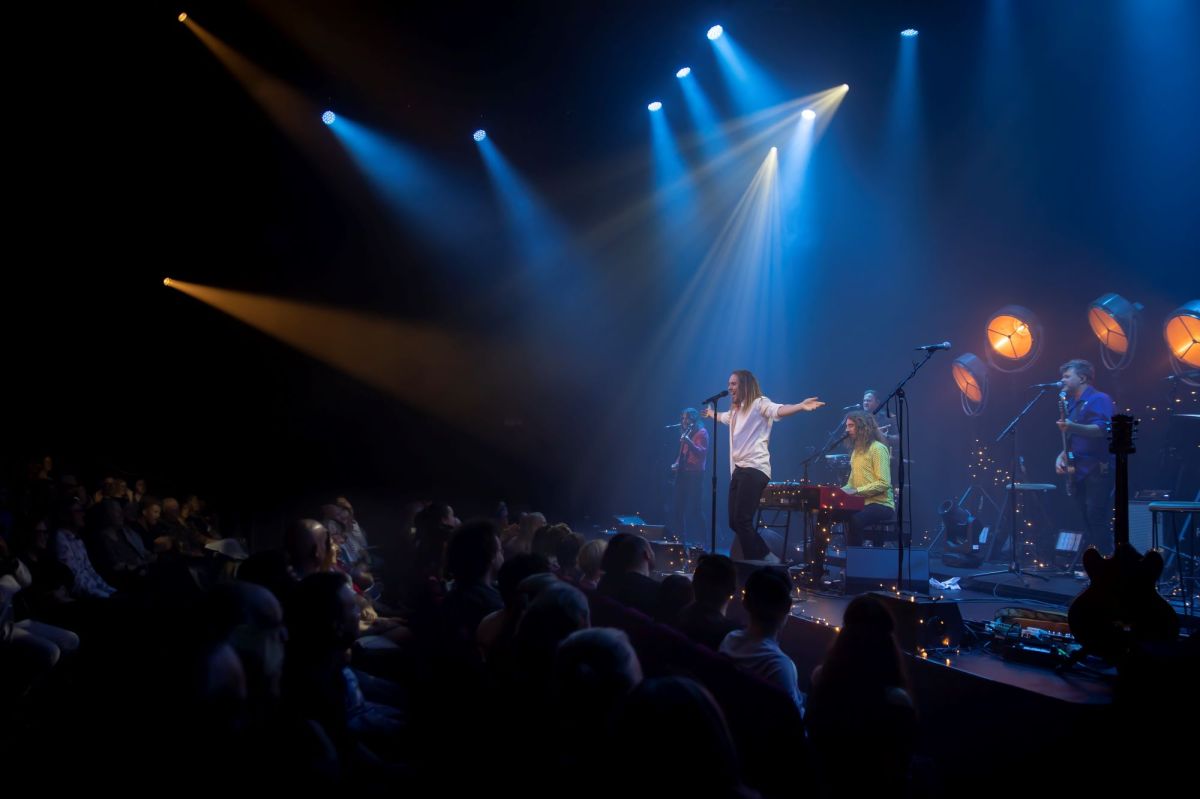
[846,410,887,453]
[732,369,763,411]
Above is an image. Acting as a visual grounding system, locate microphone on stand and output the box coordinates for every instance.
[841,403,861,411]
[665,423,682,429]
[701,389,729,404]
[914,341,952,351]
[1030,380,1064,389]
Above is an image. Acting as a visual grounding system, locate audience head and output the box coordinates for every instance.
[554,627,643,722]
[515,582,590,680]
[445,518,503,585]
[615,677,746,794]
[207,581,288,700]
[284,518,331,578]
[532,522,574,565]
[743,567,793,634]
[655,574,695,624]
[692,554,738,610]
[555,531,585,576]
[496,552,551,609]
[577,539,607,582]
[140,496,163,528]
[601,532,655,577]
[819,593,909,694]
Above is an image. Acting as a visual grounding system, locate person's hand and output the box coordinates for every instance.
[701,407,715,419]
[798,397,825,412]
[1055,453,1067,475]
[1056,420,1070,434]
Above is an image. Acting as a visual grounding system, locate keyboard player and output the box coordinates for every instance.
[841,411,896,546]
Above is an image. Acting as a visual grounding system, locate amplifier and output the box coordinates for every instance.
[1128,500,1153,552]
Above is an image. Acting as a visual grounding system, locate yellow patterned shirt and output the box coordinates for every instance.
[843,441,894,508]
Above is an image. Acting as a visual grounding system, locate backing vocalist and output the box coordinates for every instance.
[670,407,708,545]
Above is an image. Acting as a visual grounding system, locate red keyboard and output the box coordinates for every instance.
[759,482,865,516]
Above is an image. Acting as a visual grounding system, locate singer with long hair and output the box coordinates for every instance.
[670,407,708,544]
[842,410,896,546]
[702,370,824,562]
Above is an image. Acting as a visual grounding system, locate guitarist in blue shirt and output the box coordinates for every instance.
[1054,359,1115,554]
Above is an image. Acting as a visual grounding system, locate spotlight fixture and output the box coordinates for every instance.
[647,101,663,112]
[984,305,1042,372]
[938,500,980,567]
[1164,299,1200,385]
[473,129,487,142]
[707,25,724,41]
[1088,292,1142,370]
[952,353,988,416]
[801,109,816,121]
[676,67,691,78]
[178,13,187,23]
[321,110,336,125]
[901,29,918,37]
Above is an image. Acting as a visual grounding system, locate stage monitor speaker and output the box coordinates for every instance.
[617,524,666,539]
[845,546,929,594]
[866,590,965,654]
[1128,501,1153,552]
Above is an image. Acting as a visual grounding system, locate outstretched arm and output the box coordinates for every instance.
[777,397,825,418]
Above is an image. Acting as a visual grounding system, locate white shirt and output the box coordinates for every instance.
[719,629,805,712]
[717,396,784,478]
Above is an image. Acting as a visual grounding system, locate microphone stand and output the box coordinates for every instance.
[969,388,1053,584]
[872,349,941,593]
[707,397,721,555]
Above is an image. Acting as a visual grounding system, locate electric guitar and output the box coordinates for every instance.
[1067,415,1179,664]
[1059,390,1075,497]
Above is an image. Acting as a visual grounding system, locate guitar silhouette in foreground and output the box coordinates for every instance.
[1067,414,1178,665]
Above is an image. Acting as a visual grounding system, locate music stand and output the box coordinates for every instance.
[969,388,1053,585]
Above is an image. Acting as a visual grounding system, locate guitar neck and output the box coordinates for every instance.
[1109,414,1136,549]
[1059,397,1071,452]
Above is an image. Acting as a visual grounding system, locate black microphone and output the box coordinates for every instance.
[914,341,951,351]
[1030,380,1064,389]
[701,389,729,404]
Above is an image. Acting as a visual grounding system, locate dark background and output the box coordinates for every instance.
[6,1,1197,546]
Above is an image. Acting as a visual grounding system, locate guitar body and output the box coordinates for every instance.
[1067,543,1177,662]
[1068,414,1179,663]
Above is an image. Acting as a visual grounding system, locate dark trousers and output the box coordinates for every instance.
[729,467,770,560]
[671,470,705,544]
[1074,467,1114,553]
[846,504,897,546]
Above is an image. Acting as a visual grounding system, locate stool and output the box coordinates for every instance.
[859,521,909,548]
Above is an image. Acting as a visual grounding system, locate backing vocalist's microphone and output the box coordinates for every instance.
[1030,380,1064,389]
[914,341,952,351]
[701,389,729,404]
[665,423,682,428]
[842,403,860,411]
